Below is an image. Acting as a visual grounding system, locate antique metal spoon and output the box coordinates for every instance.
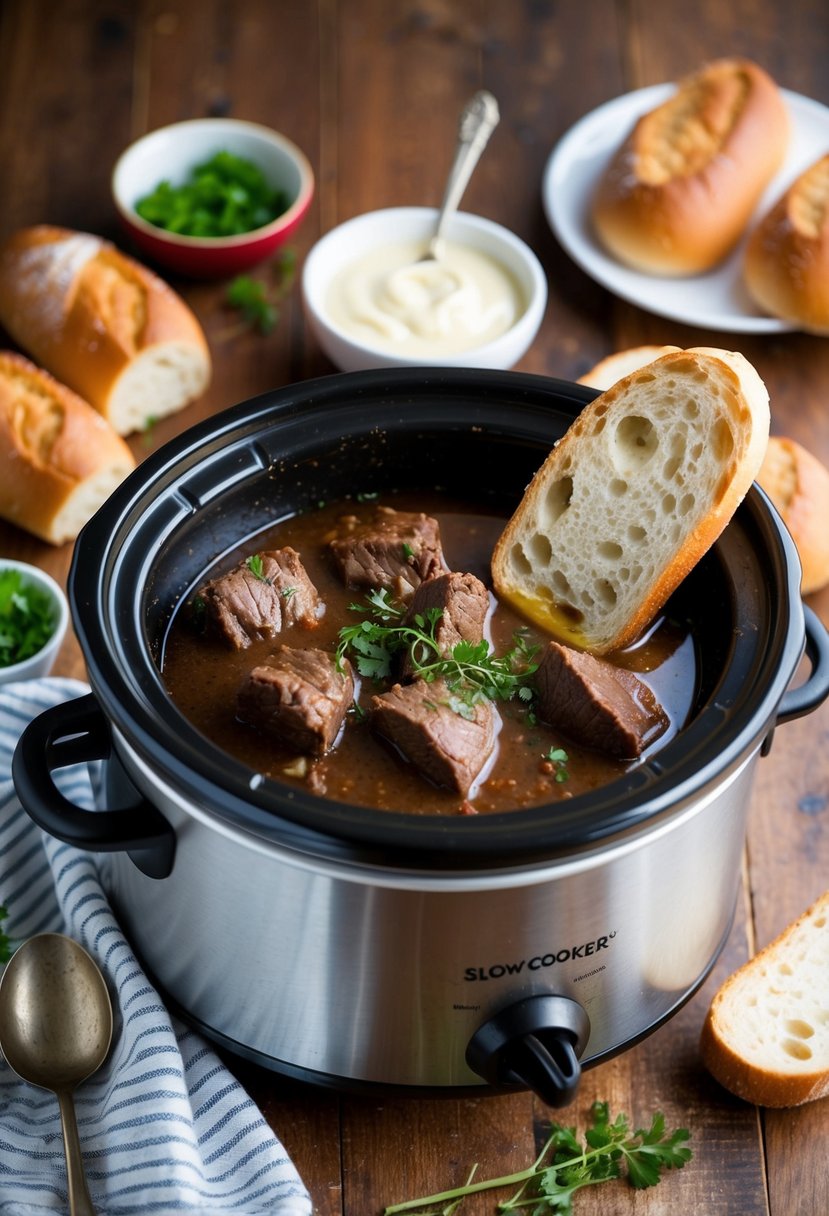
[422,88,500,260]
[0,933,113,1216]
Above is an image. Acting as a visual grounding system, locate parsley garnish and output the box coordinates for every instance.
[336,591,538,705]
[136,150,289,237]
[545,745,570,783]
[384,1101,692,1213]
[225,247,297,334]
[245,554,272,584]
[0,905,14,964]
[0,570,56,668]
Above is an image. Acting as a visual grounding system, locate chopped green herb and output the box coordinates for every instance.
[356,491,380,503]
[245,554,272,584]
[384,1101,692,1214]
[337,592,539,706]
[0,905,14,964]
[282,586,297,600]
[225,247,297,335]
[402,542,415,559]
[135,150,289,238]
[544,745,570,783]
[0,570,56,668]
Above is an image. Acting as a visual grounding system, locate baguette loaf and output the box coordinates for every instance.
[0,225,211,435]
[0,351,135,544]
[699,890,829,1108]
[577,345,679,391]
[592,58,789,276]
[491,347,770,654]
[757,435,829,594]
[744,153,829,333]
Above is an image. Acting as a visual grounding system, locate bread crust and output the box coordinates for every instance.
[592,59,789,276]
[0,351,135,544]
[744,153,829,333]
[577,345,680,391]
[757,436,829,594]
[700,890,829,1108]
[491,347,770,654]
[0,225,211,434]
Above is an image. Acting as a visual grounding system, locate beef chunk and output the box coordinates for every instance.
[535,641,668,759]
[237,645,354,755]
[401,571,490,680]
[370,679,497,796]
[200,548,321,649]
[329,506,443,598]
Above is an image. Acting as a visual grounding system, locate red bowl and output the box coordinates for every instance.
[112,118,314,279]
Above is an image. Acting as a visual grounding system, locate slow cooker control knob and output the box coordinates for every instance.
[466,994,590,1108]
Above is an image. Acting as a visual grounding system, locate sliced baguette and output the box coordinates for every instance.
[0,351,136,544]
[491,347,770,654]
[0,225,211,435]
[700,890,829,1107]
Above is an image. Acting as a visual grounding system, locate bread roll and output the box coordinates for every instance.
[757,435,829,594]
[577,345,679,391]
[700,890,829,1107]
[592,58,789,276]
[0,351,136,544]
[0,225,211,435]
[744,153,829,333]
[491,347,770,654]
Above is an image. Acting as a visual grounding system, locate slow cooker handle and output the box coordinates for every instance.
[12,693,176,880]
[775,604,829,726]
[466,994,590,1108]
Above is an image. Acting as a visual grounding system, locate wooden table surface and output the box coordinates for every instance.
[2,2,828,1213]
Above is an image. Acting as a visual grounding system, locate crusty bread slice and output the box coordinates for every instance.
[700,890,829,1107]
[491,347,770,654]
[577,345,680,391]
[0,351,136,544]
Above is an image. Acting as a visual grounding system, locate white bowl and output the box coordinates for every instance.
[0,561,69,685]
[302,207,547,371]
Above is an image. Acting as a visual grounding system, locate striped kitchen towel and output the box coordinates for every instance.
[0,678,312,1215]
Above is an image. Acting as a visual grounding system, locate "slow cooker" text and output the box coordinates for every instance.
[464,933,615,982]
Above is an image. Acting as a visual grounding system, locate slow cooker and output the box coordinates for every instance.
[13,369,829,1107]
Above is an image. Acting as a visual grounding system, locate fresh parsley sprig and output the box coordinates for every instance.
[0,905,15,964]
[224,247,297,335]
[0,570,56,668]
[384,1102,692,1214]
[336,590,538,705]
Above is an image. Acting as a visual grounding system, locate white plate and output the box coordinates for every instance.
[543,84,829,333]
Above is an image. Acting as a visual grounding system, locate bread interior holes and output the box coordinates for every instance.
[542,476,573,525]
[527,532,553,566]
[610,478,628,497]
[628,524,647,542]
[612,415,658,474]
[509,544,533,577]
[784,1018,815,1040]
[782,1038,813,1061]
[712,418,736,461]
[594,578,617,607]
[598,541,623,561]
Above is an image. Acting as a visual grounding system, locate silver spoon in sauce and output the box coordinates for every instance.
[0,933,113,1216]
[421,89,500,261]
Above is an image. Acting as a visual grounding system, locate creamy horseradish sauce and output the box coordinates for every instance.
[325,239,526,356]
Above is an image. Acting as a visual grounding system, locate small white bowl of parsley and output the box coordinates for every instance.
[112,118,314,278]
[0,562,69,685]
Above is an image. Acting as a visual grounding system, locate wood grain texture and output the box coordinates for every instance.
[1,1,828,1213]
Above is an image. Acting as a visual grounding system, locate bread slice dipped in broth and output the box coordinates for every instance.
[491,347,770,655]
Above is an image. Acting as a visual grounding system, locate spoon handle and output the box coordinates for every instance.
[57,1089,98,1216]
[429,89,500,256]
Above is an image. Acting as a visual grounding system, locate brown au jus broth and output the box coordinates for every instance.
[162,493,697,816]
